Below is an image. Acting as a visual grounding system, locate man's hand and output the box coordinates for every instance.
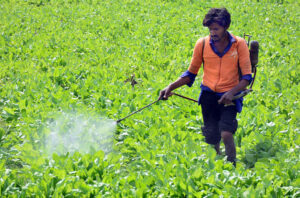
[158,76,191,100]
[218,79,250,105]
[159,86,173,100]
[218,91,234,105]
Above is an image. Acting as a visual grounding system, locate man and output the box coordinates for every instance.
[159,8,252,166]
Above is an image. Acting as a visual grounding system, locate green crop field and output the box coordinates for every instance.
[0,0,299,197]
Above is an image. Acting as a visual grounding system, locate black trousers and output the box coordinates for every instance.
[200,91,238,145]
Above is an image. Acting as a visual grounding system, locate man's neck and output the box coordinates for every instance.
[214,31,229,46]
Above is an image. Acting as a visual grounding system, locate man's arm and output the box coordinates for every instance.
[219,38,252,105]
[159,38,204,100]
[218,79,249,105]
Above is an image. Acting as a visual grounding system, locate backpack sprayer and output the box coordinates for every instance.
[233,34,259,99]
[116,34,259,123]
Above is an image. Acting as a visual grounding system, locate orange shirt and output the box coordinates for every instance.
[188,34,252,93]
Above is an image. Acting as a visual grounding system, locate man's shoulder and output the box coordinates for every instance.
[194,36,209,48]
[196,36,209,42]
[231,34,247,44]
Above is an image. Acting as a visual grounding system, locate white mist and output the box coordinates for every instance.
[44,112,116,155]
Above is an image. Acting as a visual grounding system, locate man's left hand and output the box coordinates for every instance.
[218,91,234,105]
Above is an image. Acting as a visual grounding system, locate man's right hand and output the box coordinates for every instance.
[158,76,191,100]
[159,86,173,100]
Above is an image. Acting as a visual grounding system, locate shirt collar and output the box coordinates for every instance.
[209,32,236,57]
[228,32,236,43]
[209,31,236,44]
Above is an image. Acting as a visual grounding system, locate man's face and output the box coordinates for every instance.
[208,23,227,42]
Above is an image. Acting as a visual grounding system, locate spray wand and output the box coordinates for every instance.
[116,93,198,123]
[116,98,161,123]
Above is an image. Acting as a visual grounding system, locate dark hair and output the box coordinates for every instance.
[203,8,231,29]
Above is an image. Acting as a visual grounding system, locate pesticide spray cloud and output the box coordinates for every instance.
[44,112,116,155]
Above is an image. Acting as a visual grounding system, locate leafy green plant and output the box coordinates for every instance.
[0,0,299,197]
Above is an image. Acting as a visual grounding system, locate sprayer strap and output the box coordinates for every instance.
[202,38,205,67]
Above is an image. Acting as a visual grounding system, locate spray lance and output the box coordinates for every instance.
[116,35,259,123]
[116,99,161,123]
[116,93,198,123]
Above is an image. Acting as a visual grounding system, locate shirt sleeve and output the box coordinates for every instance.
[241,74,253,84]
[188,38,205,75]
[237,38,252,75]
[181,70,197,87]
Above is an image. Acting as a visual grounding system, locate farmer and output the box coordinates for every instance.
[159,8,252,166]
